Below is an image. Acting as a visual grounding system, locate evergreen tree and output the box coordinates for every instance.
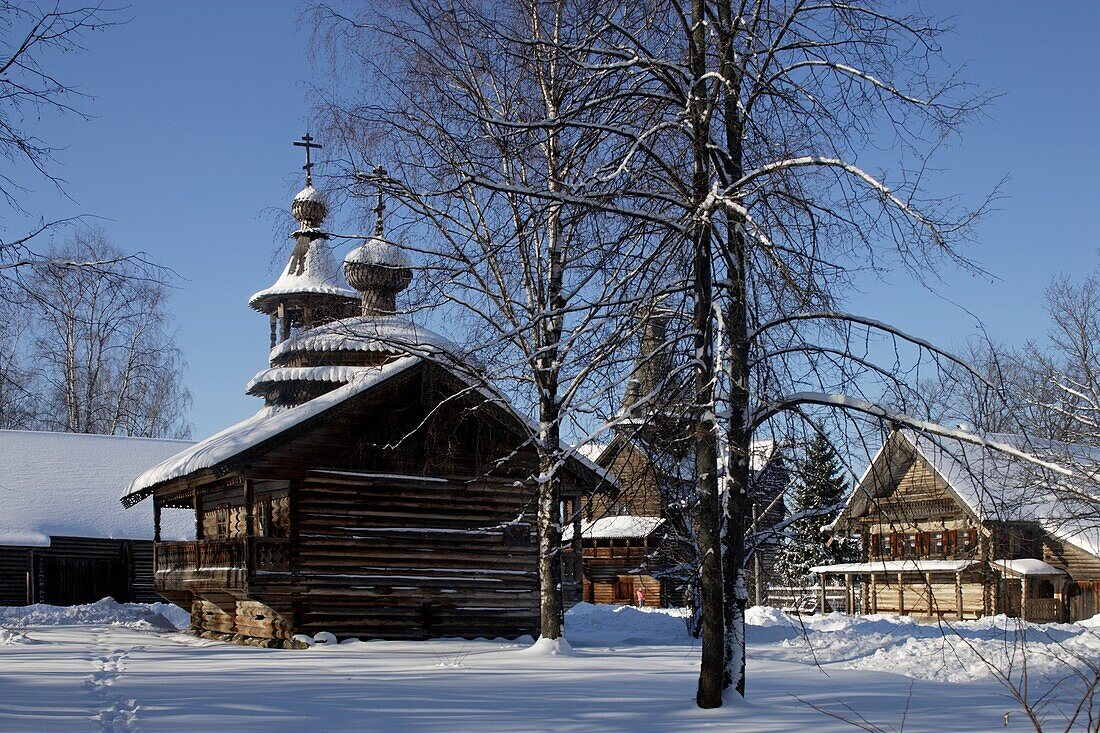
[774,435,858,585]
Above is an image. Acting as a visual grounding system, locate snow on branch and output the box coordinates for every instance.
[751,392,1082,479]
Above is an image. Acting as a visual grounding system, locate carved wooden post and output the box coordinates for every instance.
[243,478,255,578]
[897,572,905,616]
[925,572,934,617]
[571,499,583,595]
[153,499,162,543]
[955,572,964,620]
[870,573,878,614]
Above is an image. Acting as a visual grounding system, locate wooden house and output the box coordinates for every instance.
[0,430,193,606]
[121,179,602,646]
[574,436,787,607]
[817,429,1100,623]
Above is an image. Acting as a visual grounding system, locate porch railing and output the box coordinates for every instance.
[155,538,290,574]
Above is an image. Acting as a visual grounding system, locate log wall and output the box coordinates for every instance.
[290,472,538,640]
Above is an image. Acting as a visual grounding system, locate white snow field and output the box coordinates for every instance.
[0,601,1097,732]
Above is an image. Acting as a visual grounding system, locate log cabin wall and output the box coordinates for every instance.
[159,363,576,643]
[291,472,538,640]
[0,537,154,606]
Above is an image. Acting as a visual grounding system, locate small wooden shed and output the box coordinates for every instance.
[0,430,193,606]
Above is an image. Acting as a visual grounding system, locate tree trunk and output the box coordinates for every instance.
[715,0,749,698]
[688,0,724,709]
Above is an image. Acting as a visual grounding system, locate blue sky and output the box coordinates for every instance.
[9,1,1100,438]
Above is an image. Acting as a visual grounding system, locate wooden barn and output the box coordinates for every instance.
[817,429,1100,623]
[121,175,602,646]
[0,430,193,606]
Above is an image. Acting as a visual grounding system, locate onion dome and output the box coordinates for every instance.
[343,238,412,316]
[291,184,328,230]
[343,172,412,316]
[249,182,359,340]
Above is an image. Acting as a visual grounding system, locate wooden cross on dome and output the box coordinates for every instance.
[293,133,322,185]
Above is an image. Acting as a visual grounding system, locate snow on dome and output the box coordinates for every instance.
[293,184,325,204]
[344,237,411,269]
[249,240,357,310]
[124,358,423,502]
[0,430,195,545]
[270,315,464,362]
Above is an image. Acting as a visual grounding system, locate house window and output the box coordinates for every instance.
[218,508,228,536]
[880,534,892,558]
[931,532,944,556]
[903,534,918,558]
[960,528,977,553]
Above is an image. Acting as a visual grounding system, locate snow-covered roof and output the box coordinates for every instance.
[126,354,608,503]
[0,430,194,546]
[562,516,664,542]
[344,237,411,269]
[248,240,357,311]
[842,430,1100,560]
[749,439,779,473]
[992,559,1068,577]
[269,315,464,362]
[245,365,373,395]
[811,560,977,574]
[575,443,607,464]
[124,358,422,503]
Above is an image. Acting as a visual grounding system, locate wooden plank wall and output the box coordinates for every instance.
[0,547,31,605]
[290,472,539,641]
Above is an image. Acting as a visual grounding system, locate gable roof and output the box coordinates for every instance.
[124,356,611,505]
[839,429,1100,559]
[0,430,194,546]
[123,357,422,504]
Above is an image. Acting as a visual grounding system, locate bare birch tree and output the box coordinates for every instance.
[554,0,996,705]
[12,230,191,438]
[314,0,671,641]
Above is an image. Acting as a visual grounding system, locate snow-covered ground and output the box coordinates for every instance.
[1,600,1097,732]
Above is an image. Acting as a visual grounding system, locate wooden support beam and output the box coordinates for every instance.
[819,573,827,614]
[193,487,204,540]
[955,572,964,621]
[752,504,763,607]
[153,500,162,543]
[925,572,934,617]
[870,574,878,614]
[844,573,853,614]
[1020,577,1028,622]
[571,499,583,594]
[897,572,905,616]
[243,479,255,579]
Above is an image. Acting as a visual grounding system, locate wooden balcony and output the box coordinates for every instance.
[154,538,290,592]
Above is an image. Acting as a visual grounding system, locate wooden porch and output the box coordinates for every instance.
[154,538,290,592]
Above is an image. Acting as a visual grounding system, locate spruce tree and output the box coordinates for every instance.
[774,434,857,585]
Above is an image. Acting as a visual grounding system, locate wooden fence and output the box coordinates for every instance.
[766,585,853,614]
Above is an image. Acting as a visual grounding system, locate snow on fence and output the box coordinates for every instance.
[766,585,858,614]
